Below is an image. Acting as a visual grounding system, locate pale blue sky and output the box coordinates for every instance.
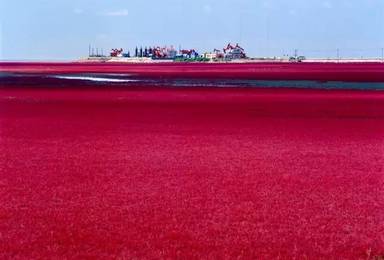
[1,0,383,60]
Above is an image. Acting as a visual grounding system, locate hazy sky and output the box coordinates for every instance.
[1,0,383,60]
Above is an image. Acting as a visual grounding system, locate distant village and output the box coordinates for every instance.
[87,43,308,62]
[87,43,306,62]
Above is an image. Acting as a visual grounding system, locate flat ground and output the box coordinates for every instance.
[1,87,383,259]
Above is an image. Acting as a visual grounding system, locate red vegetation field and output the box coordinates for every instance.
[1,85,384,259]
[2,61,384,81]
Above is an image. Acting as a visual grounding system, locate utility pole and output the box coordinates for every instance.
[337,48,340,62]
[88,44,91,57]
[381,48,383,62]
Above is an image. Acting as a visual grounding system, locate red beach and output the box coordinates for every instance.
[1,63,384,258]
